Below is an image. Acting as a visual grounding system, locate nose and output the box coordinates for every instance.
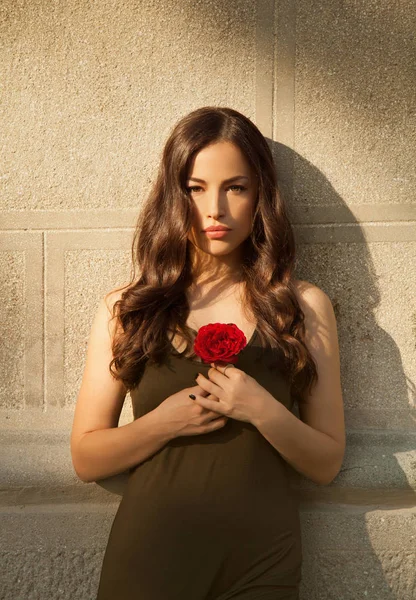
[207,187,226,218]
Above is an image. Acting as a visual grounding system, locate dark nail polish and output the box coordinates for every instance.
[189,394,196,400]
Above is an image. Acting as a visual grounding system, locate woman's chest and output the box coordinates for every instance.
[170,298,257,362]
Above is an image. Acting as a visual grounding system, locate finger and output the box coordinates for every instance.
[196,372,221,398]
[210,362,240,377]
[191,393,226,416]
[204,416,228,432]
[207,393,220,402]
[189,393,220,416]
[207,366,230,385]
[192,384,210,397]
[206,394,225,417]
[203,411,226,424]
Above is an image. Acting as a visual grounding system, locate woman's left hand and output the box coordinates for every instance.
[194,362,273,424]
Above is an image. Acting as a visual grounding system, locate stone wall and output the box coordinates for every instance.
[1,1,415,598]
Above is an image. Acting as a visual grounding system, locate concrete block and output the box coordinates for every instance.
[295,240,416,430]
[299,507,416,600]
[1,0,256,212]
[1,429,415,504]
[294,0,415,207]
[45,230,133,409]
[1,504,414,600]
[0,233,43,410]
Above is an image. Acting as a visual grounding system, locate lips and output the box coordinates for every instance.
[203,226,231,232]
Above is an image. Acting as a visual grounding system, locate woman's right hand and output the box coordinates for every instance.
[154,385,229,438]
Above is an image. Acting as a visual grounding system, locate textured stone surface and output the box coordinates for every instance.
[1,430,415,500]
[302,551,416,600]
[295,241,416,428]
[1,505,414,600]
[0,252,25,408]
[63,248,132,407]
[294,0,415,207]
[300,508,416,600]
[0,233,43,410]
[44,230,134,410]
[0,0,256,211]
[1,0,415,598]
[1,547,104,600]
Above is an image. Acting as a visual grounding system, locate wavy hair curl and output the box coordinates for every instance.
[108,106,318,402]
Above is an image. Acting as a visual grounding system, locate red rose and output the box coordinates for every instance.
[193,323,247,364]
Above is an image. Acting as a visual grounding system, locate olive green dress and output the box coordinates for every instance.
[96,328,302,599]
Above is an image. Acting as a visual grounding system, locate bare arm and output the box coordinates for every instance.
[252,283,346,485]
[71,288,229,483]
[73,410,174,483]
[71,288,173,483]
[252,400,344,485]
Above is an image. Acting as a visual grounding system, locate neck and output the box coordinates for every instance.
[189,245,243,287]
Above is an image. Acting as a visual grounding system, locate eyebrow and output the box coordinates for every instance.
[188,175,249,184]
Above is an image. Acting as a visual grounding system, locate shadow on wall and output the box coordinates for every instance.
[96,140,416,600]
[273,140,416,600]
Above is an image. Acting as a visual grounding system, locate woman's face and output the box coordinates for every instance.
[186,141,258,260]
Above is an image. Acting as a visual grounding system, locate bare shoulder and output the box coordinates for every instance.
[104,282,132,309]
[103,282,133,337]
[292,279,334,316]
[292,278,331,307]
[291,279,337,345]
[291,281,345,481]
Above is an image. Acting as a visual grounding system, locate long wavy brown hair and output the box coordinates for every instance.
[108,106,318,402]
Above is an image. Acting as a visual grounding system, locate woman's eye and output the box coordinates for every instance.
[229,185,246,192]
[186,185,247,194]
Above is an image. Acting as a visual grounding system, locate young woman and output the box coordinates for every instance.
[71,106,345,600]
